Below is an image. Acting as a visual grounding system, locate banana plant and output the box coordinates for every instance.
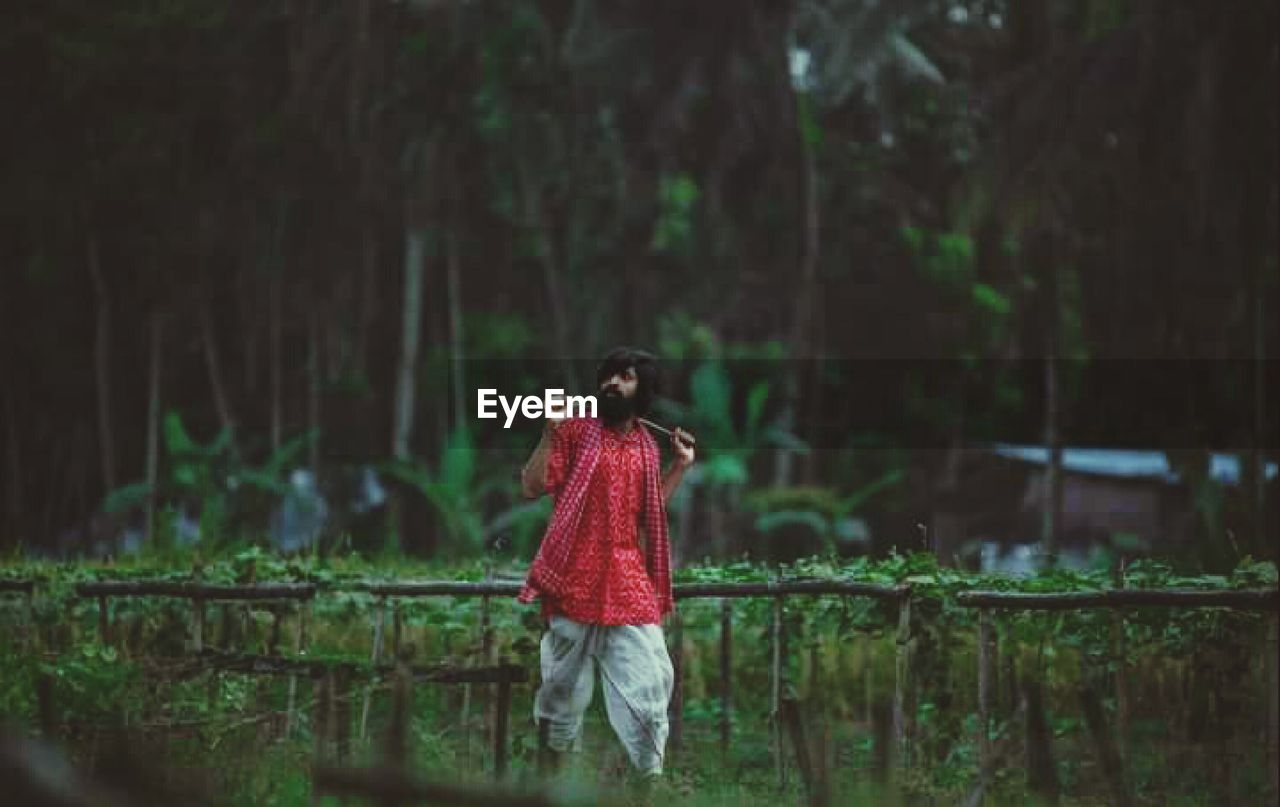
[745,469,904,557]
[652,356,807,558]
[381,426,550,558]
[103,411,316,548]
[655,357,807,492]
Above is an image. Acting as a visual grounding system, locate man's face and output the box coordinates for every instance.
[599,366,638,399]
[598,366,638,422]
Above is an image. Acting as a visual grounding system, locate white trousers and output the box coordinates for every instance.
[532,615,675,774]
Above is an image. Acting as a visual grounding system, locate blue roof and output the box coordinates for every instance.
[988,443,1278,485]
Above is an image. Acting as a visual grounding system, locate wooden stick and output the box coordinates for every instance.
[1112,564,1130,771]
[772,593,786,789]
[182,650,527,684]
[893,594,913,771]
[978,608,994,788]
[871,697,891,782]
[481,590,494,757]
[677,580,908,601]
[193,596,206,653]
[360,596,388,742]
[97,596,109,646]
[334,666,353,763]
[781,695,823,807]
[26,587,39,650]
[1079,685,1132,807]
[352,578,908,600]
[269,605,284,655]
[1002,621,1017,718]
[385,662,412,771]
[312,673,332,807]
[637,418,696,445]
[494,654,512,781]
[286,601,307,739]
[392,601,404,658]
[957,588,1278,611]
[76,580,316,601]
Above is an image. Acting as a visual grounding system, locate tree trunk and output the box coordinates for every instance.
[355,221,378,382]
[200,277,236,441]
[239,267,259,395]
[794,92,821,486]
[1252,285,1266,555]
[517,157,576,390]
[1041,235,1063,563]
[4,389,20,539]
[347,0,372,146]
[87,232,116,496]
[775,9,819,489]
[270,268,283,453]
[446,225,465,434]
[308,307,322,472]
[392,227,426,462]
[145,313,162,544]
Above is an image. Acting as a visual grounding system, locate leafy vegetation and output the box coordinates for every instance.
[2,551,1274,803]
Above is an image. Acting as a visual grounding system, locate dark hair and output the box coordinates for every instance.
[595,346,660,417]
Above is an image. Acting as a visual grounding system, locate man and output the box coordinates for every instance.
[518,347,695,781]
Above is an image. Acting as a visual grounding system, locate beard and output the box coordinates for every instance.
[598,389,635,423]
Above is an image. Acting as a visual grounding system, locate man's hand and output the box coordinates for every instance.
[661,427,695,505]
[522,416,566,499]
[543,414,567,438]
[671,427,696,468]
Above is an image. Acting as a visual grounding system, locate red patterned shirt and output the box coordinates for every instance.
[541,417,661,625]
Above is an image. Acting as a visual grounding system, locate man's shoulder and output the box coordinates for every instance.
[557,416,598,439]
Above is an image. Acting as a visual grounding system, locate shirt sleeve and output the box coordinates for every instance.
[543,419,578,497]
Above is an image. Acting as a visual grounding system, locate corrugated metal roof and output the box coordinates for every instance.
[987,443,1278,485]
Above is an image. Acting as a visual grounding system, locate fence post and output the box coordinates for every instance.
[285,601,307,739]
[311,671,331,807]
[359,596,388,742]
[1024,676,1059,800]
[772,593,786,789]
[1112,588,1130,774]
[335,666,354,764]
[720,597,732,763]
[461,604,476,769]
[481,593,496,763]
[25,586,38,650]
[893,593,913,771]
[269,605,283,655]
[192,596,205,653]
[97,595,110,646]
[494,655,512,781]
[393,600,404,659]
[384,660,413,806]
[782,695,823,807]
[1079,684,1131,807]
[977,607,994,791]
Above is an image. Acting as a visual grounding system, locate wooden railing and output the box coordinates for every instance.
[5,574,1276,802]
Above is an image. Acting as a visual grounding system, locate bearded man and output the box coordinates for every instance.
[518,347,695,780]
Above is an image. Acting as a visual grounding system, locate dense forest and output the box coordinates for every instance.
[2,0,1276,567]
